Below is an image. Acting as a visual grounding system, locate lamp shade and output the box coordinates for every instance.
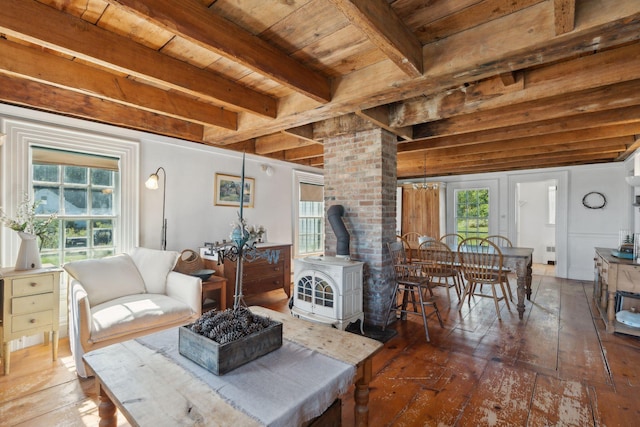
[626,176,640,187]
[145,174,159,189]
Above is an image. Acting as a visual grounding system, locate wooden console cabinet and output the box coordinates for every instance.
[400,184,445,238]
[214,243,291,308]
[1,266,62,375]
[594,247,640,336]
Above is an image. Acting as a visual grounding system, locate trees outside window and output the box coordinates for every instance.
[33,163,118,265]
[455,188,489,239]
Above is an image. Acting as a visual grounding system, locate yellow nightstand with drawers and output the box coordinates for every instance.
[1,266,62,375]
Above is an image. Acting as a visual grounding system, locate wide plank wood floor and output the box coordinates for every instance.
[1,265,639,426]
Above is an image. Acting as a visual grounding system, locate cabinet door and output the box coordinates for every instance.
[401,186,440,238]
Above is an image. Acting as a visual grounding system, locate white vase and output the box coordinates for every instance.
[15,231,42,270]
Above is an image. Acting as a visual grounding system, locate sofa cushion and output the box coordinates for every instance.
[89,293,195,343]
[129,247,180,294]
[64,254,146,307]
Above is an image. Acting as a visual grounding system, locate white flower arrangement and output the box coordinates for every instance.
[0,193,57,247]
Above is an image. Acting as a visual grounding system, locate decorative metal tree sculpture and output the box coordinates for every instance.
[212,153,280,310]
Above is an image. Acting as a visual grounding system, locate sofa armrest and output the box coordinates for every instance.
[69,280,92,347]
[166,271,202,317]
[68,279,93,377]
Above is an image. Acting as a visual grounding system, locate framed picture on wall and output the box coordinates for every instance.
[214,173,255,208]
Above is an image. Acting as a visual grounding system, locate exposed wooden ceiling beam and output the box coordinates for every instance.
[413,79,640,140]
[400,150,621,178]
[307,156,325,168]
[401,123,640,158]
[554,0,576,35]
[283,124,317,145]
[402,107,640,152]
[223,140,256,154]
[0,75,203,141]
[499,71,518,86]
[0,38,236,130]
[616,136,640,161]
[390,75,524,127]
[107,0,331,103]
[312,114,378,140]
[0,0,277,118]
[255,133,314,155]
[328,0,423,77]
[411,0,545,45]
[401,138,629,168]
[284,144,325,161]
[393,42,640,128]
[356,106,413,140]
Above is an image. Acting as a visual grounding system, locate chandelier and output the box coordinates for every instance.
[412,156,439,190]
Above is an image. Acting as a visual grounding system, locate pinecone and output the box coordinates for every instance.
[189,307,272,344]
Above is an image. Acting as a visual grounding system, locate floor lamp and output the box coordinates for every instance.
[145,166,167,250]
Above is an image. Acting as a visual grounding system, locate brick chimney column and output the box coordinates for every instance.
[323,128,397,327]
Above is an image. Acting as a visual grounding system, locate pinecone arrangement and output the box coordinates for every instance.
[189,307,273,345]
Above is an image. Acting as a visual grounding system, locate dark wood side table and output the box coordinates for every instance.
[202,275,227,313]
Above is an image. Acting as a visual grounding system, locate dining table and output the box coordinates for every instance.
[486,246,534,319]
[410,241,534,319]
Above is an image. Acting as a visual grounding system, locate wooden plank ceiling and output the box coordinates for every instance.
[1,0,639,179]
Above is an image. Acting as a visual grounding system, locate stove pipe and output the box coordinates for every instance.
[328,204,350,258]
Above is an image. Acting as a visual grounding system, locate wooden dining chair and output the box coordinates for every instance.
[402,231,423,246]
[418,239,462,304]
[439,233,466,292]
[385,241,444,342]
[439,233,464,249]
[485,235,515,302]
[401,232,422,260]
[457,237,511,319]
[397,234,413,263]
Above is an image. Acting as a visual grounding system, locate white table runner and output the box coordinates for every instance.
[137,327,355,426]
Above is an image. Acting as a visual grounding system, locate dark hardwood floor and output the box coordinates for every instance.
[1,265,639,426]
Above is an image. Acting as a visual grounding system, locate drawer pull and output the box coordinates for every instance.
[30,318,37,324]
[30,282,38,287]
[602,269,607,273]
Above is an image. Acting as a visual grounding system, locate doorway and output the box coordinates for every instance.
[516,180,557,274]
[508,172,568,278]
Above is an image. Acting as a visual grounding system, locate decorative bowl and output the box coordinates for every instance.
[190,269,215,281]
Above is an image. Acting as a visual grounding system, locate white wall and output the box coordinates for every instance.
[567,163,631,279]
[139,136,303,252]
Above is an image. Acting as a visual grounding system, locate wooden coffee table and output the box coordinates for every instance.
[84,306,382,426]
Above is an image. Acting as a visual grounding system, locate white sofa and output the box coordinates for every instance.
[64,247,201,377]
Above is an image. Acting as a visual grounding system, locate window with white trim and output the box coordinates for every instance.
[293,171,324,257]
[0,117,138,268]
[32,147,120,264]
[455,188,490,239]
